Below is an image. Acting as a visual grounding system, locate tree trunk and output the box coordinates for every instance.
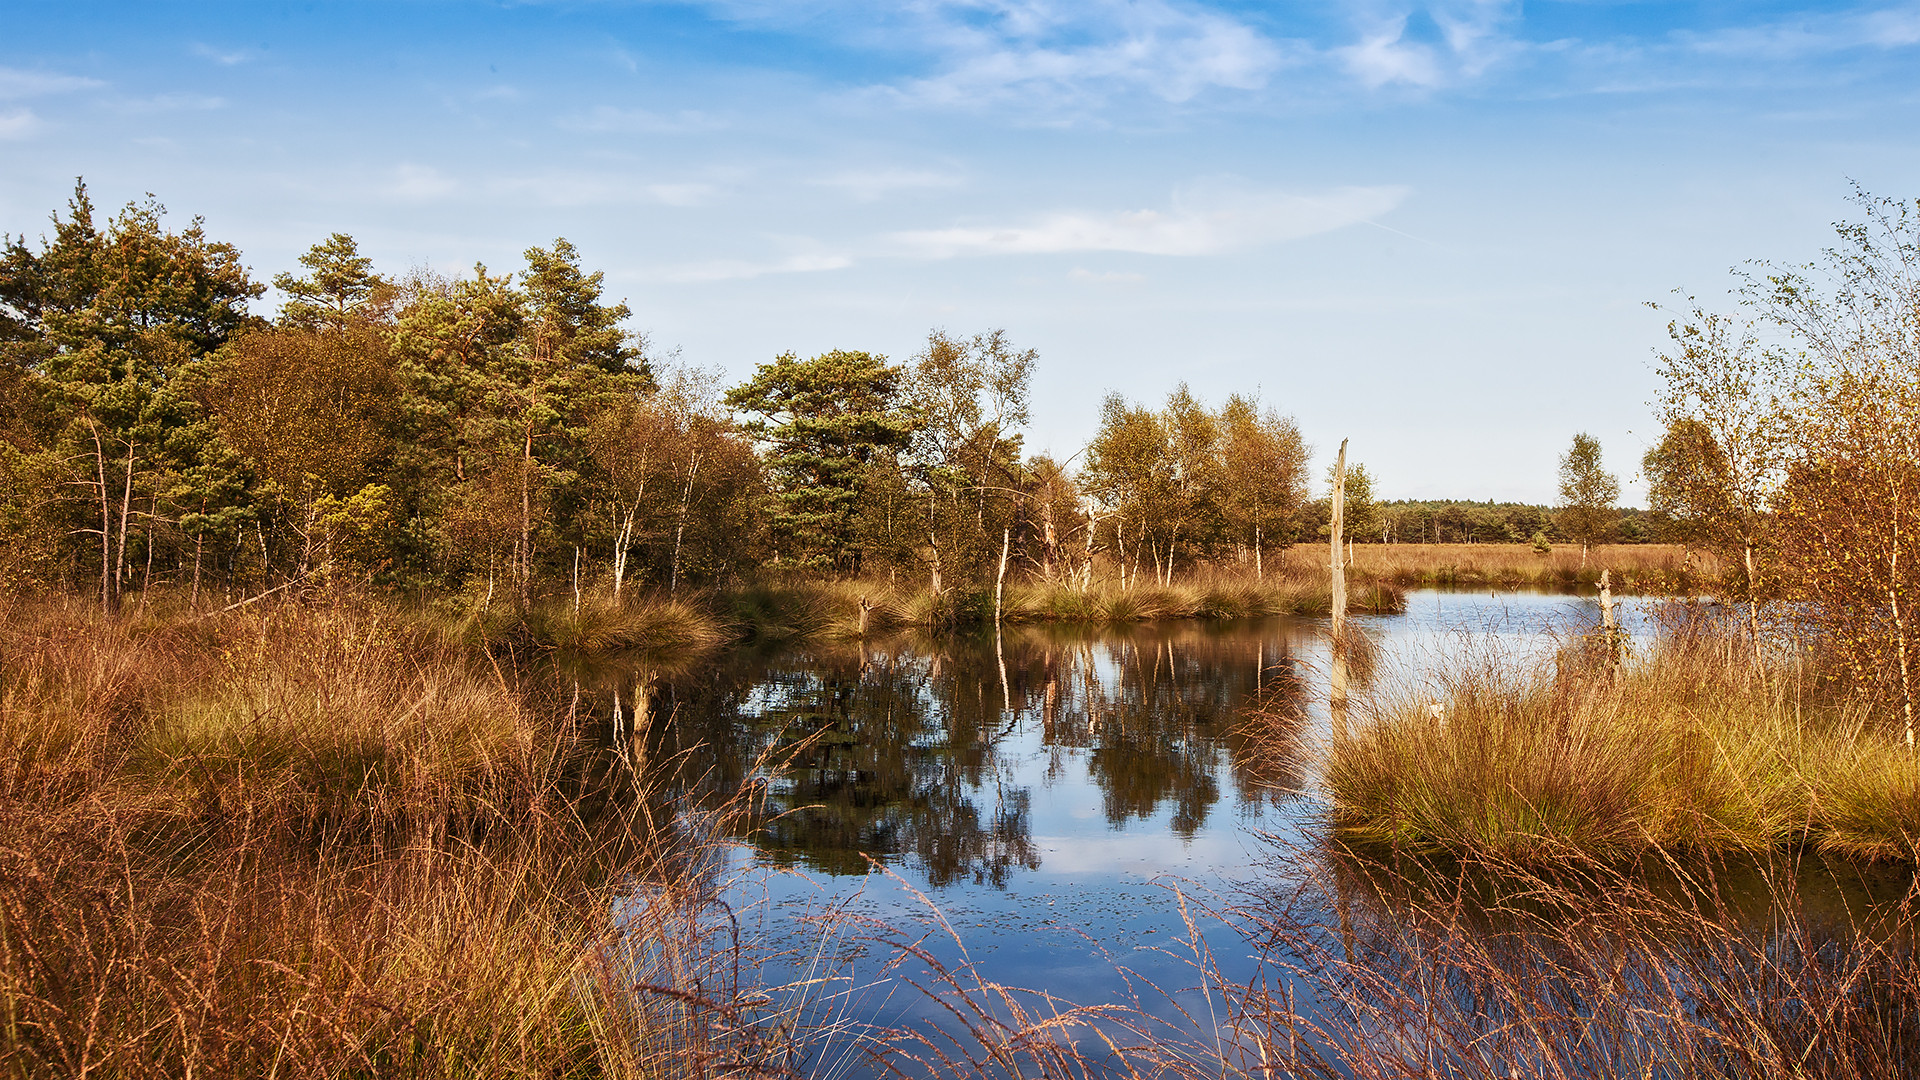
[670,448,702,597]
[114,439,136,609]
[1330,438,1349,741]
[519,415,535,606]
[612,507,634,599]
[1893,534,1915,749]
[141,493,156,602]
[1255,523,1263,581]
[88,420,111,615]
[191,527,205,609]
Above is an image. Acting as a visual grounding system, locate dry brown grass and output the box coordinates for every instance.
[1318,608,1920,864]
[0,593,823,1079]
[1277,542,1719,593]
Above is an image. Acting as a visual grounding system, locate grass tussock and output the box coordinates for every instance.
[1326,612,1920,863]
[0,595,554,822]
[460,593,730,657]
[1283,542,1716,593]
[1000,572,1406,626]
[0,593,825,1078]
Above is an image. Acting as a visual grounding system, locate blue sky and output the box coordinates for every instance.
[5,1,1919,502]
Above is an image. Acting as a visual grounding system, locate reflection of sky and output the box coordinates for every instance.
[701,592,1650,1069]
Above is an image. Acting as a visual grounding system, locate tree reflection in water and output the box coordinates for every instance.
[572,619,1319,890]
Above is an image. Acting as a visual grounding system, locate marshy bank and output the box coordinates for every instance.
[9,587,1919,1078]
[491,569,1407,652]
[1283,541,1715,593]
[1325,607,1920,864]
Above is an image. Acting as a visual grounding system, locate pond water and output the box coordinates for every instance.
[584,590,1909,1073]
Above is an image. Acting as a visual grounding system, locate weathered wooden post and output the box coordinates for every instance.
[1330,438,1350,741]
[1599,567,1619,673]
[995,526,1011,626]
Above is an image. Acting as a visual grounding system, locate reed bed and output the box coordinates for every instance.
[1279,542,1715,593]
[1323,612,1920,863]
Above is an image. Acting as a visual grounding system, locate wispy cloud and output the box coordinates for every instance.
[493,173,722,207]
[888,0,1289,108]
[562,104,726,134]
[891,181,1409,258]
[1068,266,1145,283]
[0,108,41,140]
[687,0,1289,111]
[664,251,855,282]
[388,164,458,202]
[190,43,254,66]
[108,92,227,114]
[811,166,963,201]
[1337,1,1521,89]
[1680,3,1920,58]
[0,66,103,99]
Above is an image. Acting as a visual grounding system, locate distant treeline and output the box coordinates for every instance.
[0,182,1647,615]
[1365,501,1658,545]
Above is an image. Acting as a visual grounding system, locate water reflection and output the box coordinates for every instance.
[566,620,1319,889]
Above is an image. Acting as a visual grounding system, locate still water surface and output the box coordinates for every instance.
[588,591,1679,1055]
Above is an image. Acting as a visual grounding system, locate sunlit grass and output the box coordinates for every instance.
[1324,616,1920,862]
[1278,542,1717,593]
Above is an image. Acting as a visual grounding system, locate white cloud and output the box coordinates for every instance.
[1338,17,1444,88]
[891,181,1409,258]
[1336,2,1520,89]
[0,108,41,139]
[0,66,102,99]
[812,167,963,202]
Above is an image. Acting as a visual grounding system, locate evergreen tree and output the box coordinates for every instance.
[725,350,912,573]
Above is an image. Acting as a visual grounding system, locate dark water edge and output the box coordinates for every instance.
[563,592,1917,1076]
